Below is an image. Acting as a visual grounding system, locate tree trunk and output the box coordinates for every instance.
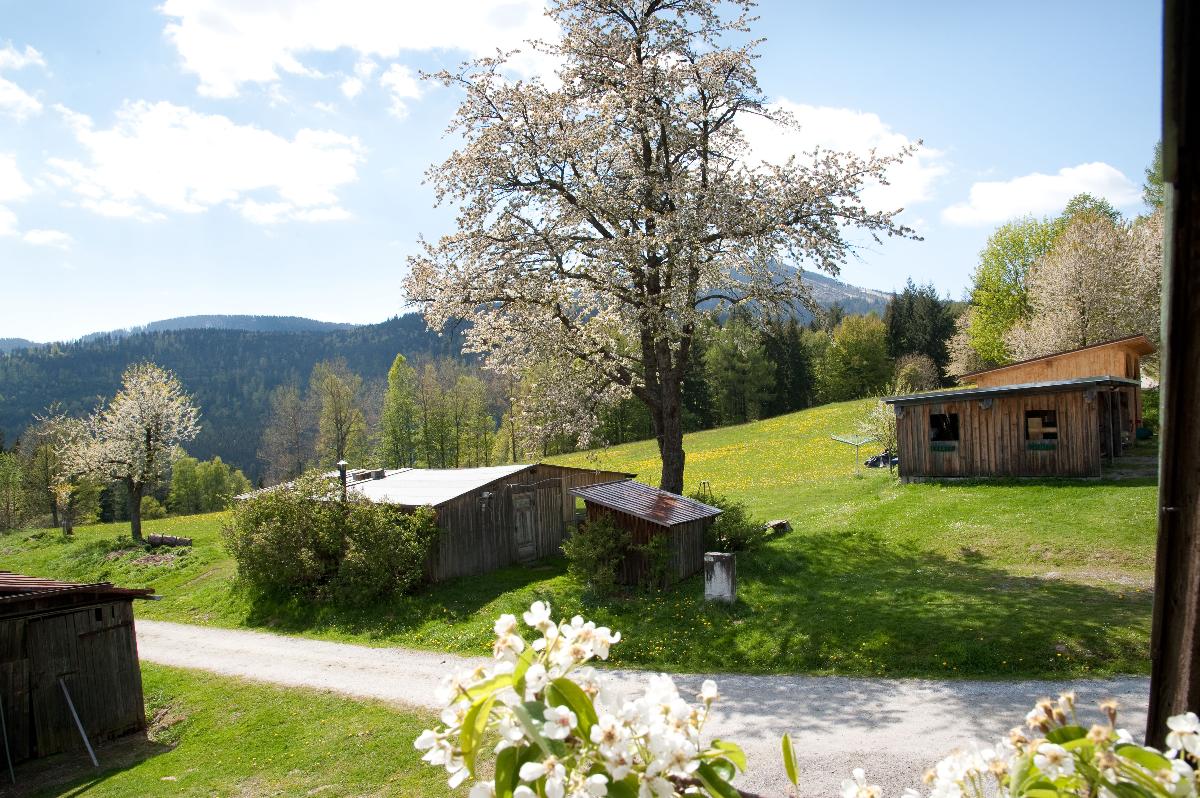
[655,371,687,495]
[128,481,144,542]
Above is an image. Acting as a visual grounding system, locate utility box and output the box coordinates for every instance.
[704,552,736,603]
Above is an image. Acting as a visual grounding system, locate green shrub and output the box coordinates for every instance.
[222,473,439,602]
[694,491,765,552]
[1142,386,1160,433]
[140,496,168,520]
[635,534,672,590]
[561,513,631,596]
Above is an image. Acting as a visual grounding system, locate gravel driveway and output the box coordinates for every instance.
[136,620,1149,798]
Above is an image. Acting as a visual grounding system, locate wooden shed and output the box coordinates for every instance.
[0,572,153,768]
[570,480,722,585]
[336,463,634,581]
[885,376,1139,482]
[958,334,1155,437]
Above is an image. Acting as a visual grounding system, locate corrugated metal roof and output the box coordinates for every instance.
[0,571,154,603]
[347,464,534,506]
[884,375,1139,406]
[957,334,1156,380]
[570,480,722,527]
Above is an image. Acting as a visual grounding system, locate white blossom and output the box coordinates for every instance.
[1168,712,1200,756]
[1034,743,1075,779]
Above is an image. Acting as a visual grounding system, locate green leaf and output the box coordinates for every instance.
[1109,782,1159,798]
[606,777,638,798]
[494,746,519,798]
[546,677,598,736]
[460,693,496,777]
[512,647,536,695]
[464,672,513,701]
[1046,726,1087,744]
[509,702,552,757]
[1116,744,1172,774]
[695,761,743,798]
[709,758,736,782]
[781,733,799,786]
[707,740,748,772]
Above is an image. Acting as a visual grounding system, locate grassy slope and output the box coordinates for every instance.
[23,664,443,798]
[0,399,1157,677]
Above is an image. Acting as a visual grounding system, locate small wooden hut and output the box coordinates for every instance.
[885,376,1139,482]
[0,572,153,766]
[309,463,634,581]
[570,480,722,585]
[958,334,1155,437]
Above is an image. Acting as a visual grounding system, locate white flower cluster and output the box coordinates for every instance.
[905,693,1199,798]
[415,602,741,798]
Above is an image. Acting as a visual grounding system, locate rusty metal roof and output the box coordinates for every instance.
[570,480,722,527]
[0,571,154,603]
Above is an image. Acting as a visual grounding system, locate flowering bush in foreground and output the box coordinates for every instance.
[418,604,1199,798]
[415,600,746,797]
[895,693,1198,798]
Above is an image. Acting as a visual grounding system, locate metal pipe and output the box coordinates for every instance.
[58,678,98,768]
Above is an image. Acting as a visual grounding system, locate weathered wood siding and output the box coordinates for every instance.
[426,465,633,581]
[0,600,145,764]
[584,505,709,586]
[969,342,1145,388]
[895,387,1103,482]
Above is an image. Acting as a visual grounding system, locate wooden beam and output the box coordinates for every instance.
[1147,0,1200,749]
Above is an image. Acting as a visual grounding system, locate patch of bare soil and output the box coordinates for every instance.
[132,553,177,567]
[104,548,142,561]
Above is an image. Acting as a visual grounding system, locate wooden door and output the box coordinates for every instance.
[512,488,536,562]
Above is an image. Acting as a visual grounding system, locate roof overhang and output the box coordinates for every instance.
[884,376,1140,406]
[958,334,1156,382]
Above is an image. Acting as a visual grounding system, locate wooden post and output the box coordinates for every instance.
[1147,0,1200,749]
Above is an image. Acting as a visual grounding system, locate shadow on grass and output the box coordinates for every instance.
[10,733,172,798]
[230,527,1149,679]
[239,557,570,641]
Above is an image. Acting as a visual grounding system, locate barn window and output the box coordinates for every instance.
[1026,410,1058,446]
[929,413,959,442]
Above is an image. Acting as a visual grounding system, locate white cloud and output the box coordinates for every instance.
[22,228,73,249]
[0,43,46,71]
[0,153,32,203]
[0,205,16,236]
[740,100,946,212]
[48,100,364,224]
[340,76,363,99]
[0,77,41,119]
[159,0,559,98]
[942,162,1140,226]
[380,63,421,118]
[0,43,46,120]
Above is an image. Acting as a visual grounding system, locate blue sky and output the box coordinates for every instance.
[0,1,1162,342]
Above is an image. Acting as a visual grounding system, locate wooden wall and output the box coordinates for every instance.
[894,388,1104,482]
[971,345,1143,388]
[0,600,146,764]
[585,505,709,586]
[427,465,632,582]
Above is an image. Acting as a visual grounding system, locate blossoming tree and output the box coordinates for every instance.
[405,0,916,492]
[71,362,200,541]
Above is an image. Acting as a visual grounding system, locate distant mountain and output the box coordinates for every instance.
[800,270,892,317]
[80,314,358,341]
[0,339,38,354]
[0,314,464,479]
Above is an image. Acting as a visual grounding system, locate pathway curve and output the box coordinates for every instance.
[136,620,1149,798]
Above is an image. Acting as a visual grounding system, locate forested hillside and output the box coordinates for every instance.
[0,314,465,478]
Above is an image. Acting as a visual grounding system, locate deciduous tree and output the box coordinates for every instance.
[73,362,200,541]
[405,0,915,492]
[258,384,314,484]
[379,354,420,468]
[310,360,367,468]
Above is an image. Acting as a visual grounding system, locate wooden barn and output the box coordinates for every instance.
[570,480,722,585]
[885,376,1140,482]
[0,572,152,769]
[958,334,1155,438]
[335,463,633,581]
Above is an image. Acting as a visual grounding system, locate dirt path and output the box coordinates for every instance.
[136,620,1150,798]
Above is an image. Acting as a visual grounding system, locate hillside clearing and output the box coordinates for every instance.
[0,400,1157,678]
